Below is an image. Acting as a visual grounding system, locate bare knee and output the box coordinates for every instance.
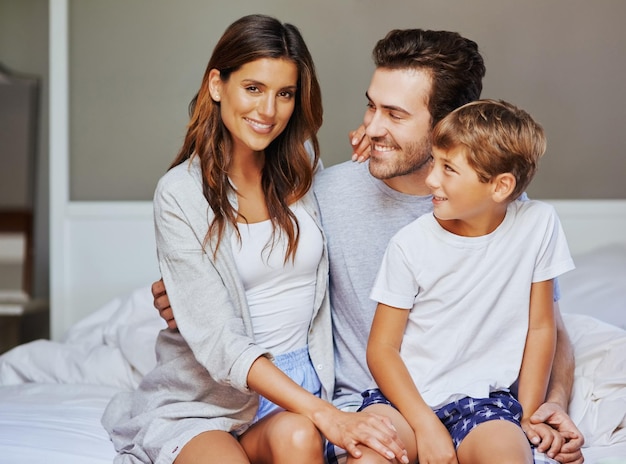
[344,404,416,464]
[272,413,323,456]
[457,421,532,464]
[175,430,249,464]
[345,445,394,464]
[240,412,324,463]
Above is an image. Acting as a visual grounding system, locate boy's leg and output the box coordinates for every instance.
[342,404,416,464]
[325,423,557,464]
[531,449,560,464]
[456,419,532,464]
[439,393,548,464]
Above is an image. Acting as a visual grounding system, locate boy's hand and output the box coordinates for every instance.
[522,419,563,461]
[414,414,458,464]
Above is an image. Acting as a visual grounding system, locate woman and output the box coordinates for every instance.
[102,14,404,464]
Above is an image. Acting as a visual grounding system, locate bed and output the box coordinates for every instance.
[0,199,625,464]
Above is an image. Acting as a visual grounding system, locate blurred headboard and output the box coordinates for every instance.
[48,198,626,340]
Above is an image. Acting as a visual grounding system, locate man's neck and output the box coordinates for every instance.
[381,168,432,196]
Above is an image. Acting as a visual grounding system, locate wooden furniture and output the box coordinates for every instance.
[0,210,48,353]
[0,65,47,353]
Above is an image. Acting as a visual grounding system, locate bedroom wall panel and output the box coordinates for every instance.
[52,202,157,340]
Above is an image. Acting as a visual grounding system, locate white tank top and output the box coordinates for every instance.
[231,202,323,354]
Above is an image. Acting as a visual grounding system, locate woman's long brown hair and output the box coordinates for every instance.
[169,14,323,262]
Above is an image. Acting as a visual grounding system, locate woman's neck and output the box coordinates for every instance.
[229,149,265,184]
[229,150,269,223]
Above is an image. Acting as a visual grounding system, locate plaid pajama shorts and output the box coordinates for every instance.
[324,389,559,464]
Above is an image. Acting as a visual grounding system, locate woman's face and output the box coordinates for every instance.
[210,57,298,156]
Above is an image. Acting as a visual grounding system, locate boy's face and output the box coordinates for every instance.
[426,146,496,228]
[362,67,433,181]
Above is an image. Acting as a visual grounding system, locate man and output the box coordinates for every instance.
[153,28,584,464]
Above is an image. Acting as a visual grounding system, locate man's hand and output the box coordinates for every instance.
[522,419,563,460]
[530,402,585,464]
[151,279,177,329]
[349,125,371,163]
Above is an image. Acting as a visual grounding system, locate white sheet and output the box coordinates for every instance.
[565,315,626,451]
[0,383,118,464]
[559,244,626,462]
[0,285,164,389]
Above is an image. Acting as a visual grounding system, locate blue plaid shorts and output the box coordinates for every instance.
[324,389,558,464]
[433,391,522,448]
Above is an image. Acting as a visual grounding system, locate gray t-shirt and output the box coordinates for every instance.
[313,161,433,409]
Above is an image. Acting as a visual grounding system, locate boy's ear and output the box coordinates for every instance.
[492,173,516,203]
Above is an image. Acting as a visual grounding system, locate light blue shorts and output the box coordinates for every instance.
[253,345,322,424]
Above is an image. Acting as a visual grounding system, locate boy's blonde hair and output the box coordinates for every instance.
[432,99,546,201]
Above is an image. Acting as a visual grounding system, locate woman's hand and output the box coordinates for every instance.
[314,407,409,463]
[349,125,371,163]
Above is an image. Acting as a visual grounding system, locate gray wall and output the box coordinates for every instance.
[69,0,626,201]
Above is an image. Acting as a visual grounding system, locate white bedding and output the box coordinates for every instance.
[0,287,163,464]
[0,384,118,464]
[0,245,625,463]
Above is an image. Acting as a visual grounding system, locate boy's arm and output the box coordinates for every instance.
[545,302,574,408]
[518,280,558,443]
[530,302,585,464]
[367,303,458,464]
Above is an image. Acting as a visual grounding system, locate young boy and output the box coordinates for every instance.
[364,99,575,464]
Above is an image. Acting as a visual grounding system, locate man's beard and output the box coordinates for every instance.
[368,136,432,180]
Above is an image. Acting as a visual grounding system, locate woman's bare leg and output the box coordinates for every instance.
[345,404,417,464]
[457,420,533,464]
[174,430,250,464]
[239,411,325,464]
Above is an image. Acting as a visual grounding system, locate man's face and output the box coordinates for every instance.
[363,67,433,180]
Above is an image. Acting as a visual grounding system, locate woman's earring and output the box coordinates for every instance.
[213,93,221,102]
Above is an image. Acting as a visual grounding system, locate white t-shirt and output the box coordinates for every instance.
[370,200,575,409]
[232,202,323,354]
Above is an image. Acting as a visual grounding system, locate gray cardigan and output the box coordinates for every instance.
[102,157,333,463]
